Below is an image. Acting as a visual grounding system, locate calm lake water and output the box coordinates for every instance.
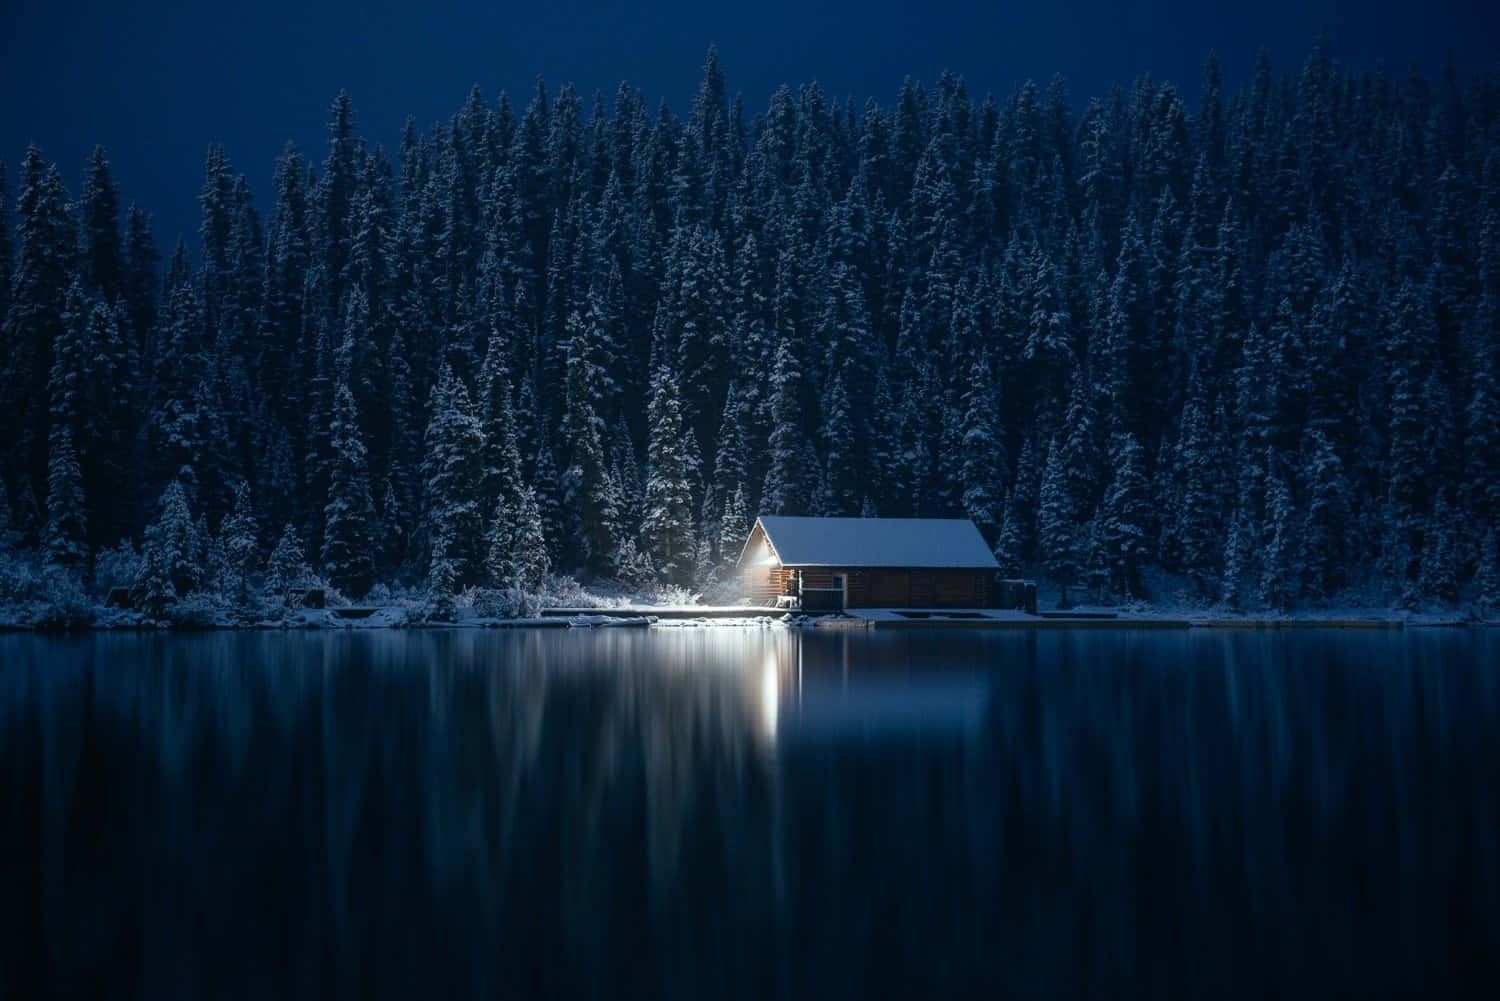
[1,626,1497,998]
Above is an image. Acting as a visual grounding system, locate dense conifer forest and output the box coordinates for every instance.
[3,40,1499,618]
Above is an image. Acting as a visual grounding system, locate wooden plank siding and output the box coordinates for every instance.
[741,566,992,608]
[742,567,794,605]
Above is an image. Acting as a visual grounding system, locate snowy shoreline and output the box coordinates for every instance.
[3,602,1490,634]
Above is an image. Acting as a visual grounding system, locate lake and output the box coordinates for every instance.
[1,626,1497,998]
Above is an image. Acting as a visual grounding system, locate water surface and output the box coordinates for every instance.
[2,626,1497,998]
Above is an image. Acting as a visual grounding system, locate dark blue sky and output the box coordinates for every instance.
[3,1,1495,250]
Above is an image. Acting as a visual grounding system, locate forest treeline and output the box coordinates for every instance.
[2,39,1499,613]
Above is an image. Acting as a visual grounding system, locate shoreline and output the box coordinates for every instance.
[3,603,1492,634]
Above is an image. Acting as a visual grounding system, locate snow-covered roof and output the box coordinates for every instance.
[745,516,999,570]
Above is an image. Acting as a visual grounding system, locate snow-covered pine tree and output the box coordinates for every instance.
[322,382,376,597]
[761,334,804,515]
[1220,503,1252,611]
[422,363,486,593]
[1037,436,1078,605]
[220,481,261,603]
[79,145,124,301]
[1257,463,1298,612]
[478,324,526,515]
[141,480,202,599]
[513,486,550,591]
[266,522,311,594]
[993,490,1023,580]
[1463,320,1500,527]
[1299,429,1350,602]
[3,149,74,500]
[705,383,748,557]
[1383,279,1437,567]
[957,351,1004,540]
[644,362,696,585]
[529,426,567,569]
[1419,489,1459,607]
[819,372,857,516]
[561,303,618,573]
[1172,378,1224,598]
[44,424,87,571]
[1097,430,1152,600]
[718,485,750,568]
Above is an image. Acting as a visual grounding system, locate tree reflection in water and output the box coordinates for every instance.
[1,627,1497,999]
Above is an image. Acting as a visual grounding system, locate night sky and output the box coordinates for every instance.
[2,0,1495,251]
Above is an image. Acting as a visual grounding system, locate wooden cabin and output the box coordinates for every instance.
[736,516,1002,610]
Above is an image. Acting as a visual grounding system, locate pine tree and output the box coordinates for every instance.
[1220,503,1253,610]
[1037,436,1077,605]
[561,302,618,572]
[44,424,87,571]
[322,383,376,596]
[1463,329,1500,525]
[266,522,311,594]
[4,149,75,497]
[1097,431,1152,600]
[79,145,124,300]
[761,334,804,515]
[141,481,202,599]
[718,485,750,568]
[708,384,748,538]
[422,363,486,593]
[220,481,261,603]
[478,327,526,515]
[993,490,1023,579]
[1299,429,1350,602]
[956,351,1005,539]
[485,484,551,592]
[643,362,696,584]
[1173,381,1224,597]
[819,372,857,516]
[1258,465,1298,612]
[512,487,551,590]
[1419,490,1459,606]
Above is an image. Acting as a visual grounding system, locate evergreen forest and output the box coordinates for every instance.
[3,40,1500,618]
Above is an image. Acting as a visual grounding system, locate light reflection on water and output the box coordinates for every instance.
[0,626,1497,998]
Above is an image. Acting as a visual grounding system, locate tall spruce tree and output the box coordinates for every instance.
[422,363,487,593]
[643,362,697,584]
[44,425,87,571]
[322,383,376,596]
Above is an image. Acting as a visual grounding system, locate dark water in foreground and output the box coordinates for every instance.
[1,626,1497,999]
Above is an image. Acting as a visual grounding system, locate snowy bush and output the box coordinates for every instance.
[92,539,142,596]
[0,549,45,608]
[469,587,542,619]
[637,582,702,606]
[31,569,93,631]
[536,574,620,609]
[0,549,93,630]
[164,592,223,630]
